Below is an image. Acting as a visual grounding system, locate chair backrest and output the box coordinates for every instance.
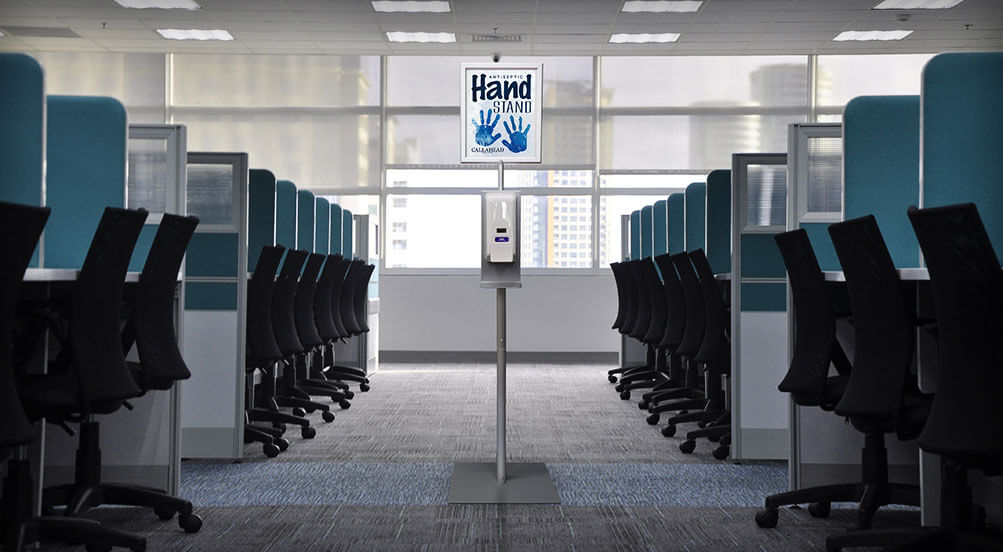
[0,201,50,448]
[671,253,705,356]
[626,260,652,341]
[774,229,839,405]
[641,258,668,345]
[339,259,366,335]
[246,244,285,363]
[353,263,375,334]
[610,262,630,330]
[828,215,914,417]
[908,203,1003,455]
[271,249,307,356]
[690,249,728,367]
[72,207,147,403]
[654,253,686,351]
[313,254,343,341]
[131,214,199,390]
[328,256,353,339]
[293,253,325,348]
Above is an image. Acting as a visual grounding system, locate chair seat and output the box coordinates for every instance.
[18,374,122,421]
[792,374,847,411]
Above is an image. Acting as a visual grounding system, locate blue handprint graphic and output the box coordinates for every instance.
[502,116,530,154]
[472,109,502,146]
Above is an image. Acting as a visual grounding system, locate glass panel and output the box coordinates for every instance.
[805,136,842,214]
[505,169,592,188]
[599,195,666,265]
[541,113,593,165]
[816,54,936,107]
[746,164,787,227]
[600,174,702,189]
[387,114,460,165]
[128,137,169,214]
[520,195,593,268]
[601,56,808,107]
[187,164,234,226]
[386,168,495,188]
[384,194,480,268]
[172,54,380,107]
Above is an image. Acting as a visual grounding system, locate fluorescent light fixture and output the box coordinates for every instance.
[115,0,201,9]
[0,31,4,38]
[372,0,450,12]
[157,28,233,41]
[609,32,681,43]
[386,31,455,43]
[873,0,963,9]
[833,29,913,41]
[622,1,703,12]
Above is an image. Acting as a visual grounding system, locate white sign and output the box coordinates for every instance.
[461,63,542,163]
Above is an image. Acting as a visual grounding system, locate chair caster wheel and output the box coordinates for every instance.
[264,443,281,458]
[301,426,317,439]
[661,424,676,437]
[275,437,290,451]
[638,400,648,410]
[619,391,630,400]
[698,421,709,428]
[712,445,730,460]
[359,383,370,392]
[179,513,203,533]
[808,502,831,518]
[709,434,721,442]
[679,439,696,454]
[323,411,336,423]
[154,505,175,520]
[305,407,316,414]
[755,508,779,528]
[608,375,618,383]
[86,543,113,552]
[720,434,731,446]
[344,391,355,400]
[293,407,307,417]
[646,413,660,425]
[339,399,351,410]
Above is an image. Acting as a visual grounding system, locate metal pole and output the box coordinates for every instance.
[497,287,506,483]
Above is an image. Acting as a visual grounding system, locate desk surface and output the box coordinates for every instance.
[823,267,929,282]
[24,268,142,283]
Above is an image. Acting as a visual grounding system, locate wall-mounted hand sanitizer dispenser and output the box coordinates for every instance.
[486,192,517,263]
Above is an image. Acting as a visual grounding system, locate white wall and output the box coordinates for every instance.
[379,273,618,353]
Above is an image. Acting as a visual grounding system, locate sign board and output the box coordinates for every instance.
[461,63,542,163]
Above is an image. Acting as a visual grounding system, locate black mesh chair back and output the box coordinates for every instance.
[610,262,630,330]
[774,229,841,405]
[626,260,653,341]
[328,257,352,339]
[691,249,728,367]
[0,201,50,448]
[313,254,343,341]
[618,259,641,337]
[339,260,366,336]
[271,249,308,356]
[247,245,285,363]
[72,207,147,404]
[654,253,686,350]
[641,258,668,345]
[828,215,914,417]
[293,253,325,348]
[908,203,1003,456]
[353,264,375,334]
[131,214,199,391]
[671,253,705,356]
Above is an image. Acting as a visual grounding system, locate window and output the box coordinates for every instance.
[392,222,407,233]
[392,197,408,208]
[805,136,842,215]
[598,194,667,265]
[520,195,593,269]
[392,239,407,250]
[384,194,480,269]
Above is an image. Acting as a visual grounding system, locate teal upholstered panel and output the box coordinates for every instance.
[185,282,238,311]
[740,233,785,279]
[330,204,343,256]
[800,222,839,271]
[706,169,731,274]
[275,180,297,250]
[685,182,707,253]
[45,96,127,269]
[296,189,315,252]
[185,233,238,278]
[667,193,685,255]
[629,210,640,261]
[640,205,653,259]
[315,197,330,254]
[741,282,787,312]
[922,52,1003,253]
[342,209,353,258]
[844,95,920,267]
[248,169,276,271]
[652,200,668,256]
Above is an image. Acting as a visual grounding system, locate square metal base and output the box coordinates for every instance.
[448,462,560,504]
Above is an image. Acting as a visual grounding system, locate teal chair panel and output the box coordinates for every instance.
[342,209,354,258]
[185,233,239,278]
[652,200,668,256]
[640,205,653,259]
[315,197,330,254]
[740,233,785,279]
[667,193,685,255]
[275,180,297,251]
[629,210,640,261]
[248,169,276,272]
[922,52,1003,253]
[685,182,706,253]
[801,223,840,271]
[706,169,731,274]
[296,189,315,252]
[45,96,127,269]
[330,204,343,256]
[844,95,920,267]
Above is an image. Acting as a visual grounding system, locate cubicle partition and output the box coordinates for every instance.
[127,124,188,271]
[640,205,653,259]
[276,180,298,253]
[315,197,330,255]
[180,152,249,459]
[342,209,354,258]
[629,210,640,260]
[705,170,731,275]
[330,203,344,256]
[297,189,315,252]
[652,200,667,257]
[248,170,277,271]
[685,183,706,252]
[667,193,684,255]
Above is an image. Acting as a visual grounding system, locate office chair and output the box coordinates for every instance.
[756,228,852,529]
[638,254,691,412]
[606,261,633,383]
[309,254,357,398]
[41,213,204,533]
[321,257,371,391]
[0,201,147,552]
[324,259,376,388]
[614,258,669,399]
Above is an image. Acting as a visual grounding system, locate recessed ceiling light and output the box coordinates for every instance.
[157,28,234,41]
[621,1,703,12]
[609,32,681,43]
[115,0,201,9]
[386,31,455,43]
[873,0,963,9]
[0,31,5,38]
[833,30,913,41]
[372,1,450,12]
